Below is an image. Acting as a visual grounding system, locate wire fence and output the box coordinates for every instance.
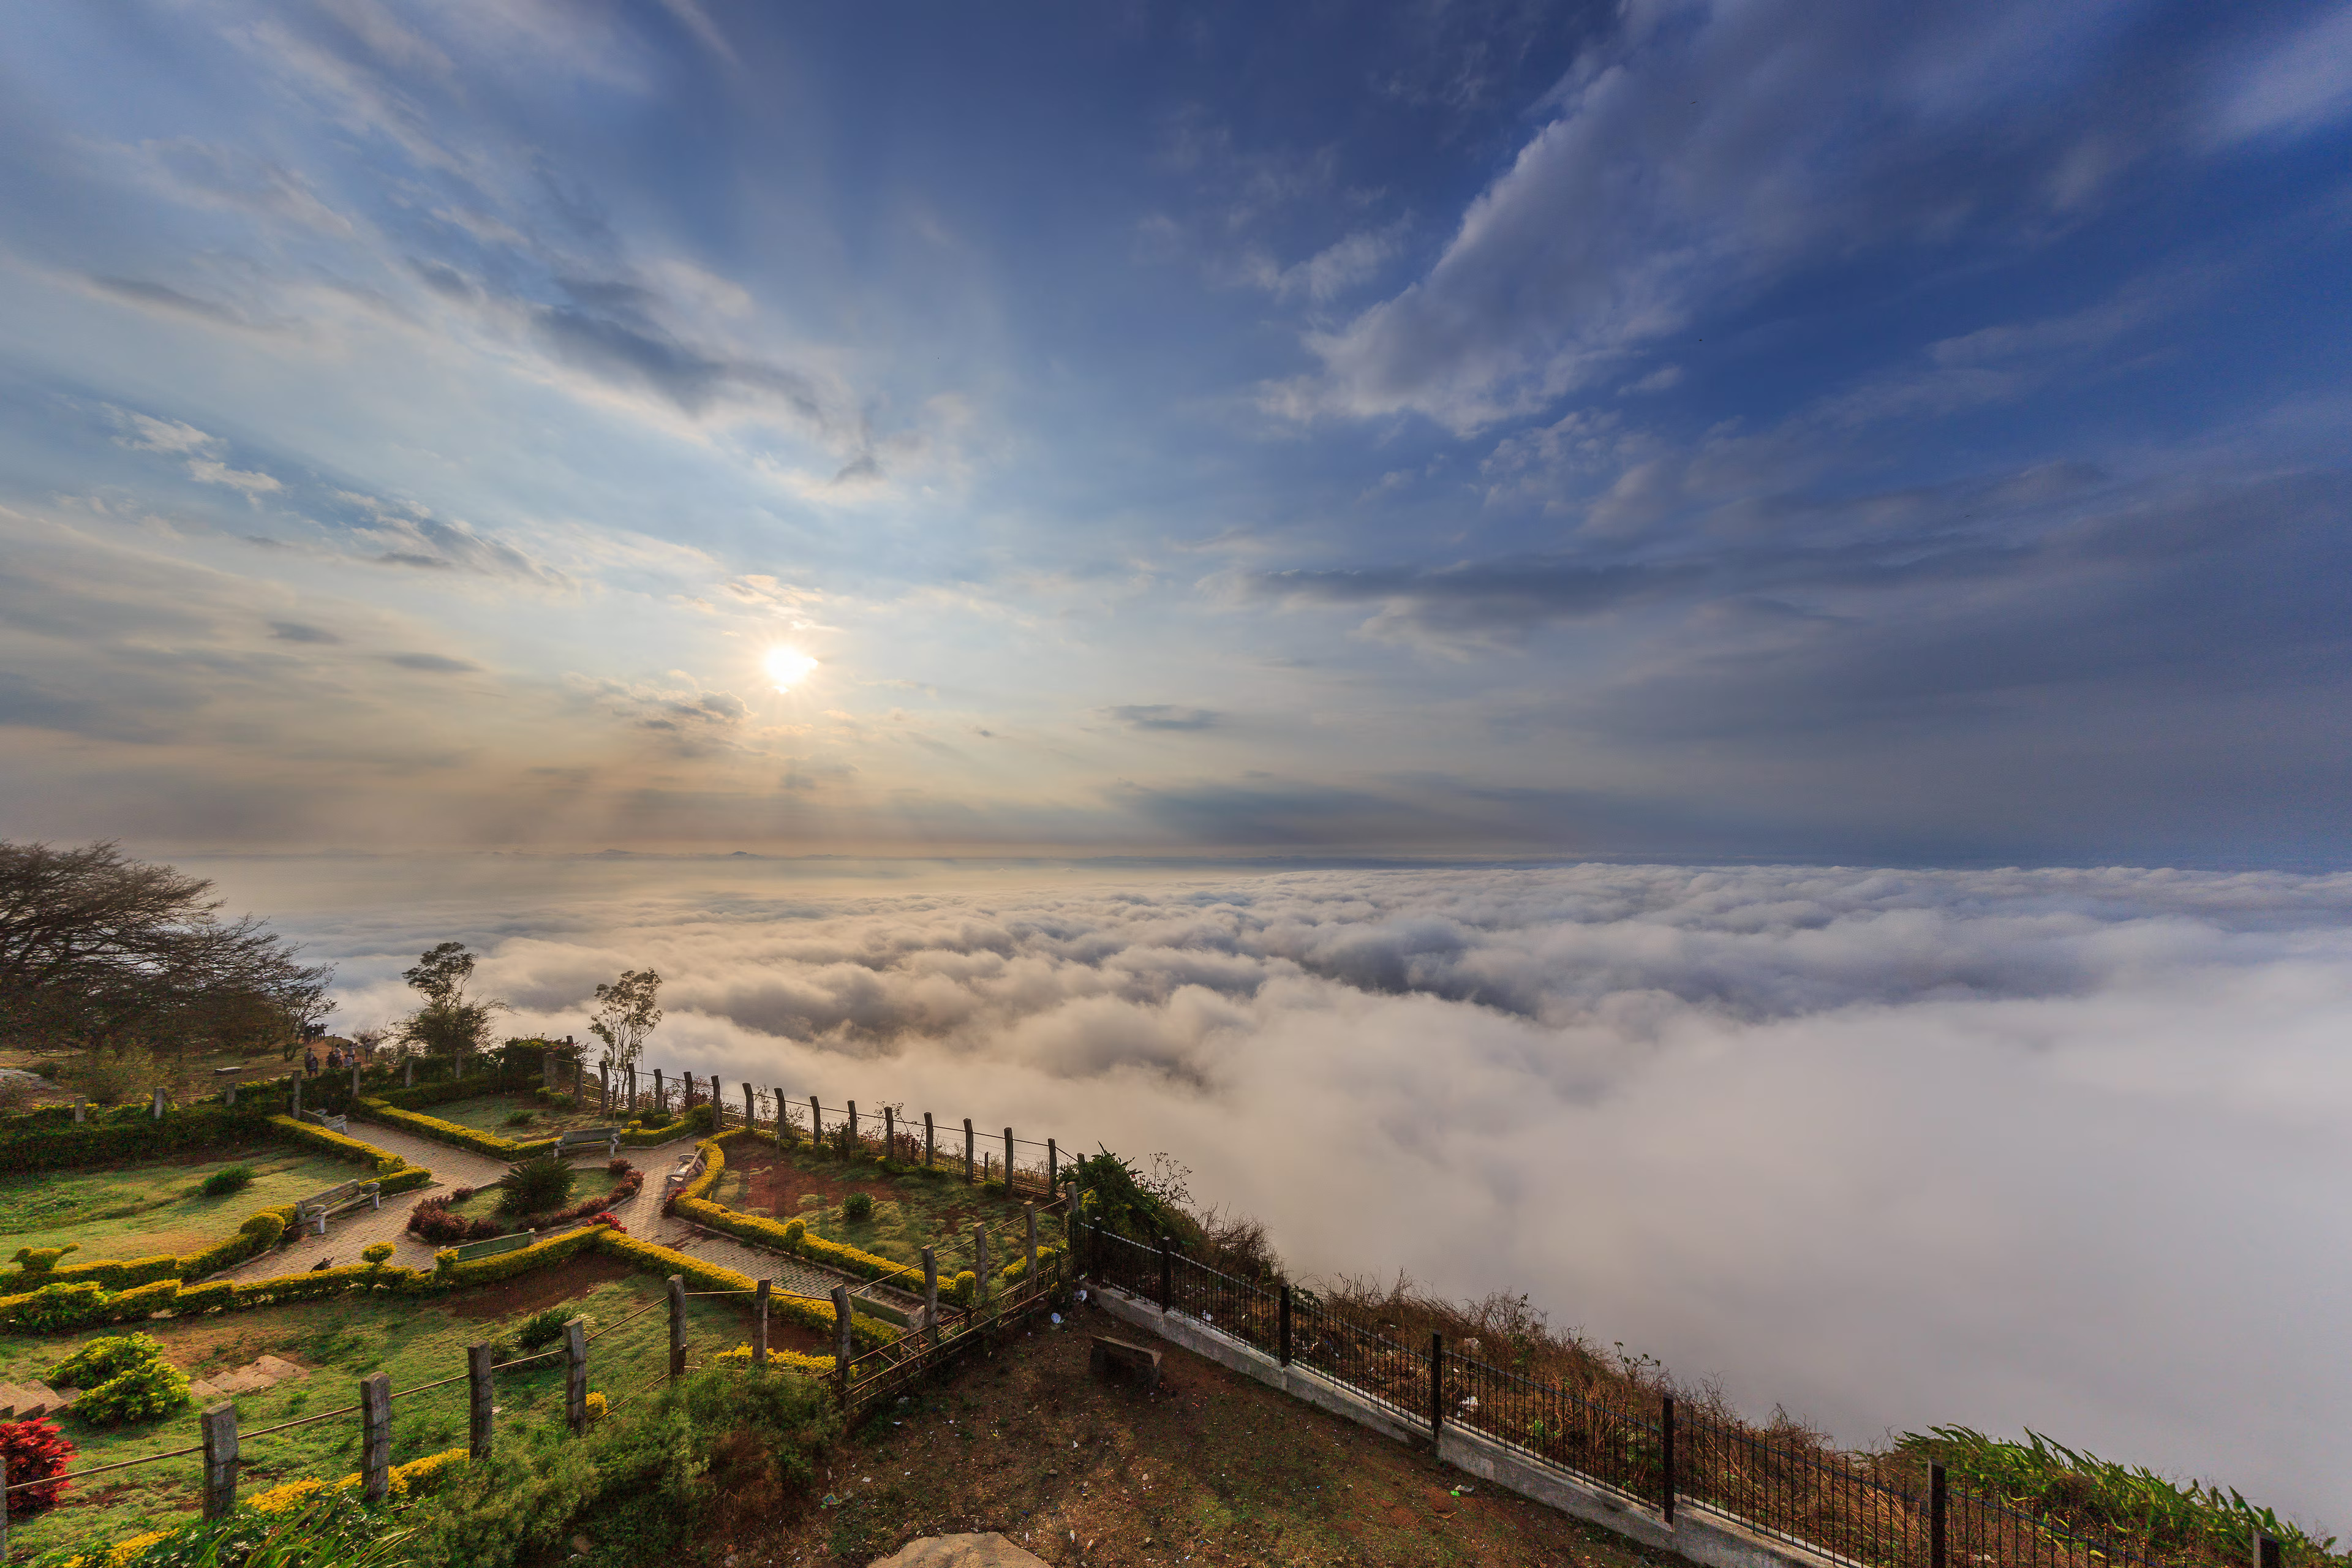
[1073,1218,2176,1568]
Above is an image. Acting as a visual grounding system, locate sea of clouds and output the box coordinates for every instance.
[201,856,2352,1526]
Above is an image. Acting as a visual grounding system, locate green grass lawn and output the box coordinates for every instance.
[410,1092,615,1138]
[0,1148,362,1265]
[713,1143,1058,1277]
[1,1259,799,1558]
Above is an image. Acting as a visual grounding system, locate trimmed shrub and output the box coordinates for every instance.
[0,1104,276,1177]
[842,1191,874,1222]
[0,1417,75,1517]
[11,1244,78,1272]
[77,1355,191,1425]
[6,1281,110,1332]
[53,1332,166,1388]
[715,1342,835,1377]
[362,1242,394,1265]
[200,1164,256,1197]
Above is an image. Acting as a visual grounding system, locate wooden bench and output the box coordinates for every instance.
[556,1126,622,1159]
[294,1178,380,1235]
[300,1107,349,1134]
[449,1231,536,1262]
[1089,1333,1161,1389]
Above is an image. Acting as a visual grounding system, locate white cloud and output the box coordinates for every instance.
[2207,4,2352,145]
[266,856,2352,1529]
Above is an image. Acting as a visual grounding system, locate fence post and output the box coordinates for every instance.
[773,1085,786,1140]
[653,1068,665,1118]
[848,1099,859,1155]
[831,1284,853,1394]
[1660,1393,1676,1525]
[600,1065,609,1117]
[1025,1202,1038,1280]
[666,1274,687,1380]
[755,1278,771,1370]
[925,1111,935,1169]
[884,1106,896,1163]
[404,1057,414,1088]
[2258,1535,2283,1568]
[1930,1461,1948,1568]
[565,1319,588,1434]
[200,1401,238,1519]
[626,1066,636,1114]
[1429,1333,1444,1442]
[963,1118,975,1182]
[468,1343,494,1460]
[1047,1138,1057,1193]
[922,1246,940,1344]
[360,1371,391,1504]
[73,1098,86,1123]
[224,1081,237,1108]
[744,1082,755,1133]
[1279,1286,1292,1366]
[1157,1236,1172,1313]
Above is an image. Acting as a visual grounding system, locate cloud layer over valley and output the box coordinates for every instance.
[221,854,2352,1528]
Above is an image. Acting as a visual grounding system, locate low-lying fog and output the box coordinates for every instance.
[190,854,2352,1528]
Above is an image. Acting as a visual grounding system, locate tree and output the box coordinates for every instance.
[394,941,507,1060]
[586,968,661,1077]
[0,840,332,1065]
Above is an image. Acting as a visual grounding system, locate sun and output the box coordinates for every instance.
[762,646,818,692]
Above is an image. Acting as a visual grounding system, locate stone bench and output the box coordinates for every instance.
[660,1150,706,1201]
[300,1107,349,1134]
[1088,1333,1161,1390]
[294,1178,380,1235]
[449,1231,536,1262]
[556,1126,621,1159]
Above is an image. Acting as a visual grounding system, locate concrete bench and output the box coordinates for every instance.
[300,1107,349,1134]
[556,1126,621,1159]
[660,1150,706,1201]
[1089,1334,1161,1389]
[450,1231,535,1262]
[294,1178,380,1235]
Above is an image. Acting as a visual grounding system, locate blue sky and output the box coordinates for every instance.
[1,0,2349,863]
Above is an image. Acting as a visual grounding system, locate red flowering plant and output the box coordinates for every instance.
[1,1417,75,1516]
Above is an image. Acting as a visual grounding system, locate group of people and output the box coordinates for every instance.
[301,1041,369,1076]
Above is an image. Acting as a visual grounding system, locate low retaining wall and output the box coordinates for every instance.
[1089,1281,1844,1568]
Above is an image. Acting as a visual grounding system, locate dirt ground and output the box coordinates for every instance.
[726,1295,1680,1568]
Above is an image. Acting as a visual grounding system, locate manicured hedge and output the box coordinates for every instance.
[372,1069,537,1113]
[671,1133,919,1290]
[266,1114,428,1180]
[353,1097,560,1160]
[0,1105,280,1175]
[0,1222,899,1349]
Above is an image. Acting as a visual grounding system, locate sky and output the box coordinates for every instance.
[1,0,2349,864]
[195,853,2352,1526]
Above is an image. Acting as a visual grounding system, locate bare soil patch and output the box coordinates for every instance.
[726,1296,1681,1568]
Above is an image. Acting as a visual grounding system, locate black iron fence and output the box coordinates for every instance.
[1074,1216,2180,1568]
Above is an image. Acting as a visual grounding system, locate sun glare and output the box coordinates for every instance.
[763,646,818,691]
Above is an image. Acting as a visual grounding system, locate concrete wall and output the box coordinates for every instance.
[1087,1283,1847,1568]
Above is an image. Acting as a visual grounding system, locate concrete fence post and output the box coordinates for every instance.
[200,1402,239,1520]
[152,1085,165,1119]
[809,1095,822,1144]
[404,1057,413,1087]
[224,1081,238,1108]
[565,1319,588,1434]
[772,1085,786,1140]
[973,1223,990,1305]
[468,1343,494,1460]
[1659,1393,1676,1524]
[1025,1202,1038,1281]
[848,1099,859,1155]
[653,1068,665,1118]
[922,1246,940,1344]
[884,1106,895,1163]
[755,1278,771,1370]
[743,1082,755,1133]
[1003,1127,1015,1191]
[668,1274,687,1381]
[1930,1462,1948,1568]
[1047,1138,1057,1193]
[963,1118,975,1182]
[684,1070,696,1109]
[831,1284,853,1391]
[924,1111,935,1170]
[360,1371,391,1504]
[2257,1535,2283,1568]
[72,1098,86,1123]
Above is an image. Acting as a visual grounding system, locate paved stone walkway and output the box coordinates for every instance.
[209,1119,901,1311]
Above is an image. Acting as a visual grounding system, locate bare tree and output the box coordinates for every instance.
[586,968,661,1078]
[0,840,332,1066]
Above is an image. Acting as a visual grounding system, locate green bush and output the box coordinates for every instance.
[77,1354,192,1425]
[203,1164,257,1197]
[7,1281,110,1332]
[783,1218,804,1247]
[362,1243,394,1265]
[842,1191,874,1222]
[515,1307,584,1352]
[502,1110,535,1128]
[497,1155,576,1215]
[12,1243,78,1272]
[53,1330,165,1387]
[63,1044,166,1106]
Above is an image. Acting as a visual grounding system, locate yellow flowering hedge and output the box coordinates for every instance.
[670,1132,918,1290]
[715,1341,836,1378]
